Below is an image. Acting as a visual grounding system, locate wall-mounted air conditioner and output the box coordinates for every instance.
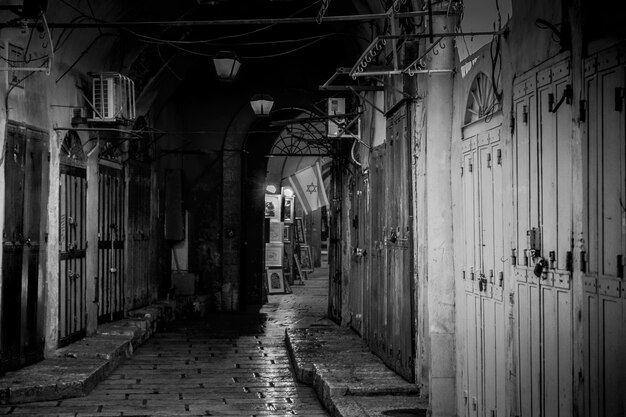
[89,72,136,123]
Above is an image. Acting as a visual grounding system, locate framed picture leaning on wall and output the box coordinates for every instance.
[269,221,283,243]
[264,194,282,221]
[294,217,306,244]
[265,243,283,267]
[266,268,285,294]
[299,244,313,272]
[283,196,294,224]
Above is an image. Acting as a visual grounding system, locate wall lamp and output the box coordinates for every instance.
[250,94,274,116]
[213,51,241,82]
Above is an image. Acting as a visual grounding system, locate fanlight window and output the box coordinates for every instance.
[60,130,86,167]
[269,112,329,156]
[464,72,500,125]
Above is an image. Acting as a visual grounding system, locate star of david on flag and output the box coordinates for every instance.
[287,162,329,215]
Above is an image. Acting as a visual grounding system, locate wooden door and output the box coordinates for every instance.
[367,106,414,381]
[97,163,125,322]
[58,131,87,346]
[1,123,48,373]
[348,172,368,334]
[583,45,626,417]
[328,156,343,323]
[126,162,151,308]
[512,57,573,417]
[461,117,506,417]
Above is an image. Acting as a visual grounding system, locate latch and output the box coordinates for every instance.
[550,84,573,113]
[527,227,541,259]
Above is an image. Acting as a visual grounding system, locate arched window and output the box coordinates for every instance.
[464,72,500,125]
[60,130,86,167]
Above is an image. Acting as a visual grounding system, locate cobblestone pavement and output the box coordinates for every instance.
[1,270,332,417]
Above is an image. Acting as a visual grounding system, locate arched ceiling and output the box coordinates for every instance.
[2,0,424,166]
[37,0,390,115]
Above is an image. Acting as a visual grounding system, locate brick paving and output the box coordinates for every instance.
[2,273,331,417]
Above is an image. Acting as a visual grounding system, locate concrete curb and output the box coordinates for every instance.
[0,301,173,404]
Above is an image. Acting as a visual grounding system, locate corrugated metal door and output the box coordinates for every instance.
[367,106,414,381]
[461,120,506,417]
[513,57,573,417]
[58,131,87,346]
[583,45,626,417]
[1,123,47,372]
[97,163,125,322]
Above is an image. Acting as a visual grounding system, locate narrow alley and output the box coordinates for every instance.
[2,1,626,416]
[1,270,331,416]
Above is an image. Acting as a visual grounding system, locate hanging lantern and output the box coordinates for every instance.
[250,94,274,116]
[213,51,241,82]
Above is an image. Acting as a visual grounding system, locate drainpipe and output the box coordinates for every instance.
[423,1,458,416]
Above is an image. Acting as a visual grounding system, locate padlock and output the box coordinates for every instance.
[533,258,546,278]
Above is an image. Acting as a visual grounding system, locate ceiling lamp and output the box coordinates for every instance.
[213,51,241,82]
[250,94,274,117]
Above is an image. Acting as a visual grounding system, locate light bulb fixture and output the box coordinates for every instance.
[250,94,274,117]
[282,187,294,197]
[265,184,278,194]
[213,51,241,82]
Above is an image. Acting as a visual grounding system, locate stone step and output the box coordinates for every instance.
[0,301,174,405]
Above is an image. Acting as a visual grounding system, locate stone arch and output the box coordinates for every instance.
[220,93,327,310]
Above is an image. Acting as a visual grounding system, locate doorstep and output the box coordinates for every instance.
[0,301,174,405]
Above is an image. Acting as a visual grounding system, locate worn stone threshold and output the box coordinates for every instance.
[0,302,174,405]
[285,326,428,417]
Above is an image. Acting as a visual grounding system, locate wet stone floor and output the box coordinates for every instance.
[3,270,332,417]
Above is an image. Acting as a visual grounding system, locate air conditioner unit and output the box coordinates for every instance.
[89,72,136,123]
[327,97,345,137]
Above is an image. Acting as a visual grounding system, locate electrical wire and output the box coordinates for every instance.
[55,32,119,83]
[126,30,337,47]
[122,0,323,47]
[241,34,334,59]
[157,44,182,81]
